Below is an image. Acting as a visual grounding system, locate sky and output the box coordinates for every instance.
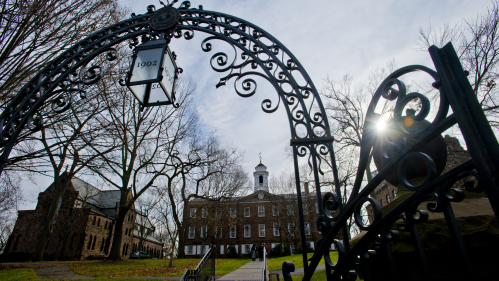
[18,0,493,210]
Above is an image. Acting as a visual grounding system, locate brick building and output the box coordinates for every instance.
[183,162,342,257]
[370,135,471,206]
[5,177,163,260]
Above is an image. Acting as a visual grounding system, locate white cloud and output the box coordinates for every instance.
[18,0,491,208]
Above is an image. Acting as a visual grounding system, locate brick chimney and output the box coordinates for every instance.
[304,182,309,194]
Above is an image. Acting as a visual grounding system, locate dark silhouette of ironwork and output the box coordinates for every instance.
[1,1,498,280]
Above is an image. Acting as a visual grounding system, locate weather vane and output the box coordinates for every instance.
[259,152,262,163]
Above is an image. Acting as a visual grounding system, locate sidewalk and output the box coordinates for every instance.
[217,260,265,281]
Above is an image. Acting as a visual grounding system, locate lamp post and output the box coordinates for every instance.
[126,39,179,107]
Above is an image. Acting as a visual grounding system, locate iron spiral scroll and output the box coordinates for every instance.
[0,1,345,267]
[0,1,334,166]
[302,44,499,280]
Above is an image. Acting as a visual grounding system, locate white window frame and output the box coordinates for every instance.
[303,204,308,215]
[259,224,265,237]
[230,208,236,218]
[290,245,295,255]
[190,208,197,218]
[244,244,251,254]
[386,194,390,203]
[186,245,194,255]
[244,207,250,217]
[201,208,207,218]
[258,206,265,217]
[273,223,280,236]
[272,205,279,216]
[288,223,295,236]
[304,222,310,235]
[188,226,195,239]
[230,225,236,238]
[244,224,251,238]
[287,205,294,216]
[200,225,208,238]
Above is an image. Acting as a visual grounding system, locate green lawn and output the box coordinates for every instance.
[59,258,248,278]
[267,252,335,271]
[0,268,40,281]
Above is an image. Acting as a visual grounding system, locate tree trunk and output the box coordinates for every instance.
[31,177,68,261]
[107,205,129,260]
[177,227,185,258]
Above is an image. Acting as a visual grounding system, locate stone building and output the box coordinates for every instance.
[183,162,342,257]
[5,177,163,260]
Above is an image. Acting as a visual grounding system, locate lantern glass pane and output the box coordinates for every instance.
[130,48,163,82]
[149,83,170,104]
[161,51,176,96]
[128,84,146,104]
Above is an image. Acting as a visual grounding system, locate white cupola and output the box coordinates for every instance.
[253,162,269,193]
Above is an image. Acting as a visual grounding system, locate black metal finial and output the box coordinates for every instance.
[147,5,156,13]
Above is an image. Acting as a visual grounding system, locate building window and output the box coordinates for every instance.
[87,235,93,249]
[215,226,222,239]
[288,223,295,236]
[259,175,263,184]
[230,226,236,238]
[258,206,265,217]
[216,209,222,218]
[188,226,195,239]
[92,236,97,250]
[304,222,310,235]
[244,225,251,237]
[386,195,390,204]
[287,205,294,216]
[100,238,105,252]
[201,208,207,218]
[230,208,236,218]
[259,224,265,237]
[244,207,250,217]
[97,218,101,227]
[244,244,251,254]
[303,204,308,215]
[190,208,196,218]
[273,223,280,236]
[380,199,384,207]
[315,202,319,213]
[125,228,128,235]
[272,205,279,216]
[187,245,194,255]
[105,221,108,229]
[93,216,96,225]
[290,245,295,255]
[392,189,396,199]
[200,225,208,238]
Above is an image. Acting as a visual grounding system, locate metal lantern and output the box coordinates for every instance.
[126,39,178,107]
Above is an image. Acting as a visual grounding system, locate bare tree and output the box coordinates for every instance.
[82,77,202,260]
[0,0,123,102]
[163,138,248,258]
[416,0,499,128]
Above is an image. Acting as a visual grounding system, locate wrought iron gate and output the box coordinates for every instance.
[0,1,498,280]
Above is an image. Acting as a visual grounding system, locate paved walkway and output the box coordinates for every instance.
[217,260,266,281]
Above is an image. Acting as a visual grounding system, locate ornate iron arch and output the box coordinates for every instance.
[0,0,348,273]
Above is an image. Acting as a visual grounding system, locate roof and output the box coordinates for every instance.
[71,177,121,209]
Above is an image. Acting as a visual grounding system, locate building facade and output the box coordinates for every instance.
[183,163,342,257]
[5,177,163,261]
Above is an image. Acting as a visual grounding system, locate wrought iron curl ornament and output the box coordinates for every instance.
[302,54,491,280]
[172,3,330,140]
